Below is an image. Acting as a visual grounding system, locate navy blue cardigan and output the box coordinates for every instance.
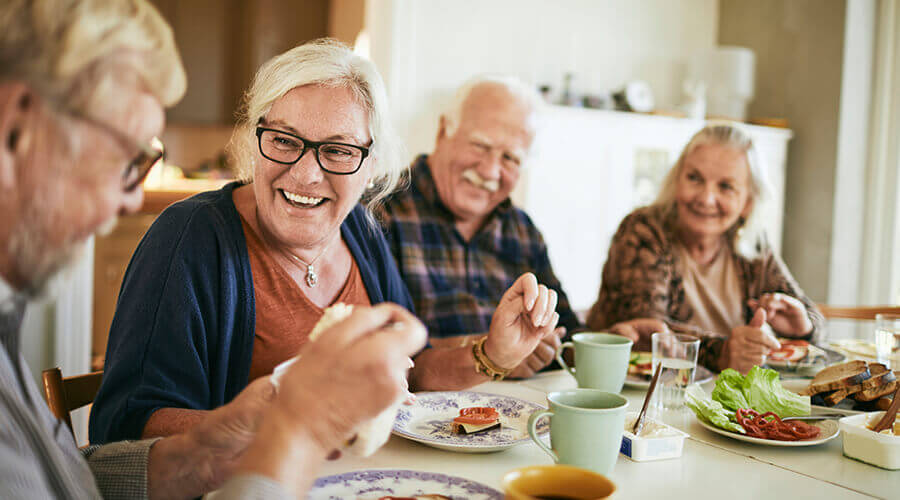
[89,182,414,444]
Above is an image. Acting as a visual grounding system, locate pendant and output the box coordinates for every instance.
[306,265,318,288]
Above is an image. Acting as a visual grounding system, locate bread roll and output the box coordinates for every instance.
[270,303,403,457]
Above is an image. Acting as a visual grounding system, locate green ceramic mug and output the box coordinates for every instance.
[528,389,629,475]
[556,332,633,392]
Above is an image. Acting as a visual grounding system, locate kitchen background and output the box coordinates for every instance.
[20,0,899,444]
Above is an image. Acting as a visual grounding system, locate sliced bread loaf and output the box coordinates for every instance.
[800,360,871,396]
[853,377,899,402]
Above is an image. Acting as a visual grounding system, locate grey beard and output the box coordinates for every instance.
[6,217,87,301]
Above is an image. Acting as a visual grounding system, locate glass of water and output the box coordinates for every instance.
[651,333,700,411]
[875,313,900,368]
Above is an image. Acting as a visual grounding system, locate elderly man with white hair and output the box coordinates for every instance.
[0,1,425,499]
[378,77,666,385]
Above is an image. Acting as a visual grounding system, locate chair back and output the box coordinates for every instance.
[817,305,900,321]
[41,367,103,435]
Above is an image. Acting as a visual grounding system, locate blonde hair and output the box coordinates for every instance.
[653,122,773,258]
[0,0,186,117]
[231,38,405,213]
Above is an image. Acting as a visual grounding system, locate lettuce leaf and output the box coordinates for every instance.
[740,366,810,417]
[711,369,751,412]
[685,384,745,433]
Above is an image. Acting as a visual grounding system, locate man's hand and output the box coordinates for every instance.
[508,327,566,379]
[483,273,560,370]
[608,318,669,351]
[147,377,276,499]
[747,292,812,337]
[721,308,780,374]
[231,303,427,496]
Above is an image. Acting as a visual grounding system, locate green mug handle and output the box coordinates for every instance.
[556,341,575,376]
[528,409,557,463]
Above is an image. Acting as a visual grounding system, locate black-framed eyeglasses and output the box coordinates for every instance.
[65,109,165,192]
[256,126,370,175]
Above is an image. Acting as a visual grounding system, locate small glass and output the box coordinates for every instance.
[875,314,900,368]
[651,333,700,411]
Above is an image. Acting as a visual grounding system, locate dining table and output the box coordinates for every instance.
[315,369,898,499]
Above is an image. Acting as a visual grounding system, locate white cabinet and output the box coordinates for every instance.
[511,106,792,311]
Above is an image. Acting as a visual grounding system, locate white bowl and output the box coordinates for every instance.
[838,412,900,470]
[620,411,689,461]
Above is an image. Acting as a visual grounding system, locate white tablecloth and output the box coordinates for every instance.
[316,370,897,499]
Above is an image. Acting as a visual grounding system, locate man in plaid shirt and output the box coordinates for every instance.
[378,77,582,378]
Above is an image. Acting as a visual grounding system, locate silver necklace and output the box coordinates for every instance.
[285,239,333,288]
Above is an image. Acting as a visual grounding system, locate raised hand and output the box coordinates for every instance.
[747,292,812,336]
[483,272,560,370]
[722,308,781,373]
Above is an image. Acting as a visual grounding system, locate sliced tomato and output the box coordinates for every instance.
[769,344,808,362]
[453,406,499,425]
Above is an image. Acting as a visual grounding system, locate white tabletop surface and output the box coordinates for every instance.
[317,370,898,499]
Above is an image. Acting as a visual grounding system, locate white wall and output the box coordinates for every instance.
[368,0,719,160]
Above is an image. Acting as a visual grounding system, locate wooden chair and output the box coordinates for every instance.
[41,367,103,436]
[817,305,900,321]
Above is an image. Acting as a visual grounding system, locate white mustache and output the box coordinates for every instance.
[461,169,500,193]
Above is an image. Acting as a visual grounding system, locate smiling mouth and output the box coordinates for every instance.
[686,206,721,218]
[280,189,327,208]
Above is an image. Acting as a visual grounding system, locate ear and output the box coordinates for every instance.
[740,196,754,220]
[0,82,36,188]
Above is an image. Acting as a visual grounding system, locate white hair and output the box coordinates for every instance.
[230,38,405,213]
[0,0,186,118]
[443,75,544,144]
[653,122,773,258]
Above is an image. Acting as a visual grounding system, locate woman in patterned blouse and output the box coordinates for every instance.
[587,123,823,373]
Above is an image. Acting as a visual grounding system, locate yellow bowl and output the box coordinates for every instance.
[502,464,616,499]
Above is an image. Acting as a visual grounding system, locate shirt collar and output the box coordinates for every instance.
[0,273,17,315]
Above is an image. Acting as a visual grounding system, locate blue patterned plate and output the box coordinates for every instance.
[392,391,549,453]
[307,469,502,499]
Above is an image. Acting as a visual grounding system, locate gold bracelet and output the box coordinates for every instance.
[472,336,511,381]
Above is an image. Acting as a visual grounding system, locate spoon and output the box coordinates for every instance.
[783,413,846,421]
[633,361,663,436]
[870,386,900,433]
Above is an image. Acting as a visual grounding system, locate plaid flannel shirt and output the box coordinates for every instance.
[377,155,580,341]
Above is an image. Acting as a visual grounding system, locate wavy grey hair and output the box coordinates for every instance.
[230,38,405,213]
[653,122,773,258]
[0,0,185,120]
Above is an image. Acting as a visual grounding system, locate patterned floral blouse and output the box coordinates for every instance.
[586,205,824,372]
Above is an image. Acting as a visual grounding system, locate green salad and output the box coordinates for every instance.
[685,366,811,434]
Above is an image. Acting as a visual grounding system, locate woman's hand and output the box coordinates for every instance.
[721,308,781,374]
[608,318,670,351]
[483,273,560,370]
[747,292,813,337]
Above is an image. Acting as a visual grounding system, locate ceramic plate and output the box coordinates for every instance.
[625,364,716,389]
[764,344,846,374]
[392,391,548,453]
[695,417,840,447]
[779,378,866,415]
[308,469,502,500]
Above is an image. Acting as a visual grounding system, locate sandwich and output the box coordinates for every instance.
[450,406,501,435]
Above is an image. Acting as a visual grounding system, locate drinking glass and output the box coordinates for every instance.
[651,333,700,410]
[875,313,900,368]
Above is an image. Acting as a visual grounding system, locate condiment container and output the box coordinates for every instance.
[620,411,689,461]
[838,412,900,470]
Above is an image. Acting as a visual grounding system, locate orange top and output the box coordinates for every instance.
[241,217,371,382]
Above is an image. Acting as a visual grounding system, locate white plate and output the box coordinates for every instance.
[308,469,502,499]
[695,417,840,446]
[624,364,716,389]
[392,391,548,453]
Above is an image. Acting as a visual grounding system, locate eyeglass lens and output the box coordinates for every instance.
[259,129,364,174]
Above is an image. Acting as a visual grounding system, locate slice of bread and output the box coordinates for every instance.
[853,377,899,402]
[800,360,871,396]
[821,363,895,405]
